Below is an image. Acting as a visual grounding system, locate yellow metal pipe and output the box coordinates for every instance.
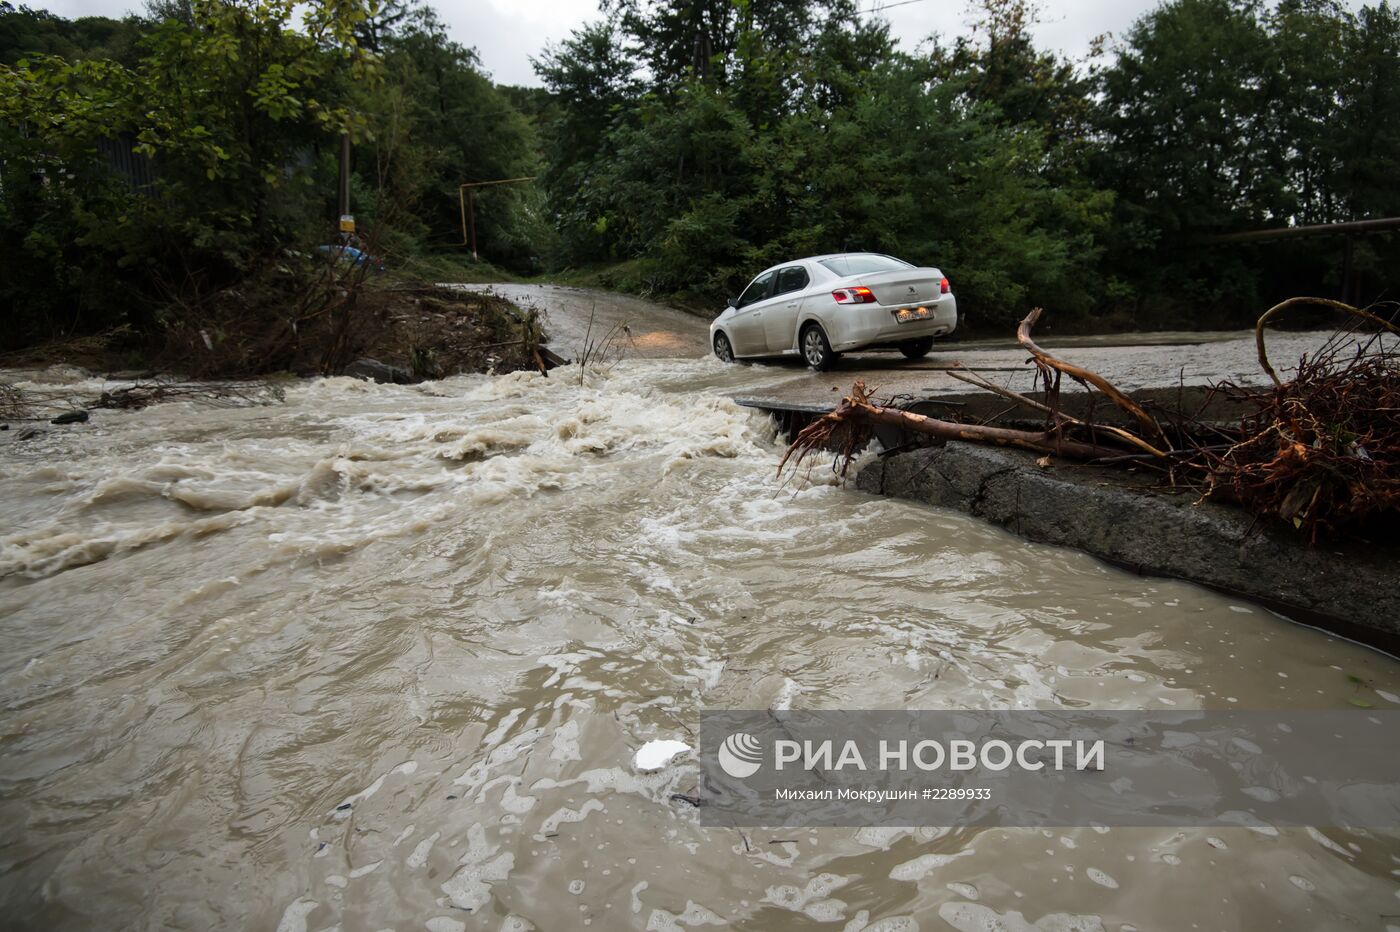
[457,177,537,255]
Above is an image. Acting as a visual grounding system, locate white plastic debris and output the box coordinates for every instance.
[633,739,691,772]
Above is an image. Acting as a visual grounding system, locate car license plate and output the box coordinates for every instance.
[896,306,931,323]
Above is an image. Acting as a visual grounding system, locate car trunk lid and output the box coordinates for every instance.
[849,269,941,306]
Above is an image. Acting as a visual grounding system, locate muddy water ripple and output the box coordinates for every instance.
[2,359,1398,930]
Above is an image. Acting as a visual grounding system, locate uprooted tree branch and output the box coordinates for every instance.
[781,298,1400,542]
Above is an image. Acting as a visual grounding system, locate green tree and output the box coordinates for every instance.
[534,20,641,261]
[1091,0,1277,320]
[1261,0,1352,224]
[0,0,379,343]
[0,2,146,65]
[803,57,1111,325]
[931,0,1099,151]
[361,5,543,263]
[1335,2,1400,218]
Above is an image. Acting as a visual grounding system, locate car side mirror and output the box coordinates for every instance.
[727,296,738,309]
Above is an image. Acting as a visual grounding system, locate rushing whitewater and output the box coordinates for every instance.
[2,358,1398,930]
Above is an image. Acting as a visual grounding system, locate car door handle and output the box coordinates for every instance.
[785,302,798,308]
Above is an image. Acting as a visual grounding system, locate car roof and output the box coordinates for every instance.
[753,253,903,277]
[805,252,894,262]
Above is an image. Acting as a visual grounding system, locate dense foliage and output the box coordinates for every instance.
[1,0,1397,350]
[0,0,540,347]
[0,0,382,345]
[536,0,1400,327]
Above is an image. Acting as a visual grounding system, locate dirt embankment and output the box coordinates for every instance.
[344,286,545,379]
[0,282,545,381]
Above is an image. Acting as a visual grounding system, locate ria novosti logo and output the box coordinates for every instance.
[717,732,763,778]
[713,731,1108,779]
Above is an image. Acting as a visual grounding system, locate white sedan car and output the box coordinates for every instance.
[709,253,957,370]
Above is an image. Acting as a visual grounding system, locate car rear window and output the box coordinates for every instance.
[775,266,809,296]
[818,254,913,276]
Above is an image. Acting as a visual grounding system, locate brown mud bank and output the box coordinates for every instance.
[0,284,551,382]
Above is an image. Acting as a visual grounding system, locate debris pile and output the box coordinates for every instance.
[783,298,1400,542]
[1177,299,1400,540]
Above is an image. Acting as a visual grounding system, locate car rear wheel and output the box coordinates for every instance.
[899,337,935,359]
[713,332,735,363]
[801,324,838,371]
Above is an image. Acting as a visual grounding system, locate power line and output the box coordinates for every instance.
[861,0,936,14]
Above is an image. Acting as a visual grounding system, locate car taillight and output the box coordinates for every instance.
[940,277,951,295]
[832,286,876,305]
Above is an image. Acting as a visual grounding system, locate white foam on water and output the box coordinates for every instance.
[439,823,514,912]
[686,656,725,692]
[490,779,537,815]
[1219,811,1280,835]
[453,726,546,792]
[762,873,851,922]
[938,903,1106,932]
[1161,731,1198,749]
[551,720,582,762]
[644,901,726,929]
[889,849,974,882]
[275,898,318,932]
[1085,867,1118,888]
[532,765,680,800]
[406,832,441,870]
[535,799,605,840]
[425,918,465,932]
[1306,826,1354,858]
[854,826,908,850]
[849,917,919,932]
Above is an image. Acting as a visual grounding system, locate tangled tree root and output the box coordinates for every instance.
[1183,298,1400,541]
[783,298,1400,542]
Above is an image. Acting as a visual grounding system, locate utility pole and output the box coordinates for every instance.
[337,133,353,240]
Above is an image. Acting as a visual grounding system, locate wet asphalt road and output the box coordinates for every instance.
[457,283,1347,406]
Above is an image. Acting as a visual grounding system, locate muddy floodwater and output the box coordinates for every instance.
[3,358,1399,931]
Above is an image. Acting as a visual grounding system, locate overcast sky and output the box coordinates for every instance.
[30,0,1207,85]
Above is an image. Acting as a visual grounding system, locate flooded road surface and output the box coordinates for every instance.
[461,283,1365,408]
[457,284,713,360]
[3,358,1400,931]
[730,329,1373,407]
